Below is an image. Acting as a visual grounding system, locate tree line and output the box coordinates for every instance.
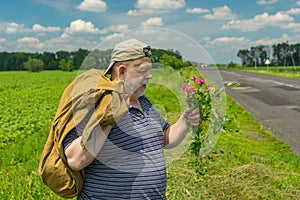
[237,41,300,67]
[0,48,90,71]
[0,48,190,72]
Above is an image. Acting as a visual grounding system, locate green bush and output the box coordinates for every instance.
[161,54,191,69]
[23,57,44,72]
[59,59,74,72]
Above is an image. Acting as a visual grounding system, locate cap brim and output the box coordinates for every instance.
[104,61,114,75]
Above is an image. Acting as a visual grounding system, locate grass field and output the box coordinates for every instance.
[0,69,299,199]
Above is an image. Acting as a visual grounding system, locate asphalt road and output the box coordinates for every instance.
[219,69,300,156]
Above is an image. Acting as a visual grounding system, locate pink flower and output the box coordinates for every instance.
[198,78,205,86]
[181,83,189,92]
[191,76,197,82]
[188,87,197,94]
[206,84,212,92]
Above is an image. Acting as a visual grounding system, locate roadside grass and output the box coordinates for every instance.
[0,69,299,199]
[225,66,300,79]
[166,97,300,199]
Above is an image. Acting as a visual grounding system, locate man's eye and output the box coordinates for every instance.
[139,68,147,73]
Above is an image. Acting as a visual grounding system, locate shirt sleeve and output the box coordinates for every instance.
[141,95,170,131]
[159,114,170,131]
[62,128,80,151]
[62,109,94,151]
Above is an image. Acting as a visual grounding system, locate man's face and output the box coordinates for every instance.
[123,57,152,98]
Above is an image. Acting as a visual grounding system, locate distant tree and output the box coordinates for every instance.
[237,46,267,67]
[73,48,90,69]
[227,61,237,68]
[23,57,44,72]
[59,59,74,72]
[151,48,182,63]
[40,52,58,70]
[161,54,191,69]
[80,49,111,70]
[56,50,71,61]
[237,49,250,66]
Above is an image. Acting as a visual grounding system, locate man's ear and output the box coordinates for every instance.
[118,65,127,80]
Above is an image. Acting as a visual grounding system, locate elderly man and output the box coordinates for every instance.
[63,39,201,199]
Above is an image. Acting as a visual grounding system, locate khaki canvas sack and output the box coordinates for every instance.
[38,69,129,198]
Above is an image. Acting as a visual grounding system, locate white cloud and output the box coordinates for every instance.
[204,35,281,63]
[281,22,300,32]
[205,34,298,60]
[209,37,249,44]
[17,37,40,43]
[5,22,29,34]
[206,37,252,50]
[64,19,105,35]
[296,1,300,6]
[3,22,61,34]
[255,34,290,46]
[127,9,153,16]
[257,0,279,5]
[100,33,126,42]
[185,8,209,14]
[61,20,128,39]
[105,24,129,32]
[285,8,300,16]
[204,33,300,63]
[17,41,45,50]
[128,0,185,16]
[222,12,294,32]
[202,5,236,20]
[36,0,73,10]
[91,24,129,37]
[136,0,185,10]
[0,45,7,51]
[0,38,6,42]
[32,24,61,32]
[76,0,107,12]
[141,17,163,27]
[41,36,94,51]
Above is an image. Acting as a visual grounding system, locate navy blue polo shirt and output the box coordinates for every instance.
[63,95,170,200]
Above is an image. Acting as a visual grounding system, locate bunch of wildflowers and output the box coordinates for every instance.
[181,76,224,175]
[181,75,223,124]
[181,74,231,181]
[181,76,213,121]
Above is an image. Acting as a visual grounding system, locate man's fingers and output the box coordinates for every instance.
[183,107,203,127]
[187,114,202,126]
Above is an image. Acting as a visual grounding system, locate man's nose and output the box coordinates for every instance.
[145,72,152,79]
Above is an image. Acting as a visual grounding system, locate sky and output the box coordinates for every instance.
[0,0,300,64]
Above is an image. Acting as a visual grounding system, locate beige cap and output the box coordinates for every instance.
[104,39,151,74]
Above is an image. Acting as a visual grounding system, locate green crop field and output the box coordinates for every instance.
[0,69,299,199]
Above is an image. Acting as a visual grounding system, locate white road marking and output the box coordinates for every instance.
[286,105,300,110]
[231,86,261,92]
[270,80,300,89]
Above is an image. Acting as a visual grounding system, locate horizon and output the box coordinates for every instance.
[1,0,300,64]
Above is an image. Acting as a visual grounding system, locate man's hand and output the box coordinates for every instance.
[164,107,203,149]
[183,107,203,127]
